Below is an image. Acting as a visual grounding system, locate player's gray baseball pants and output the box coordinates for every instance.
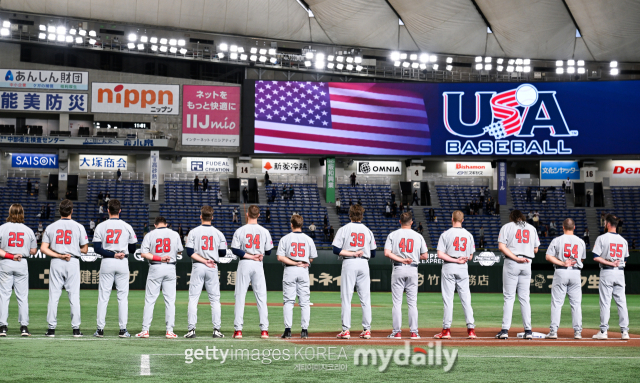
[501,258,532,330]
[550,268,582,332]
[391,264,418,333]
[0,258,29,326]
[441,263,475,329]
[341,258,371,331]
[598,269,629,332]
[282,266,311,330]
[47,257,81,329]
[234,259,269,331]
[141,263,176,332]
[97,258,129,330]
[188,262,221,330]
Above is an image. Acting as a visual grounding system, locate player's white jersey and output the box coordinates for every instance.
[384,228,427,264]
[333,222,377,259]
[141,227,183,262]
[437,227,475,258]
[42,218,89,257]
[498,222,540,258]
[231,224,273,256]
[0,222,37,256]
[92,218,137,253]
[277,232,318,264]
[546,234,587,268]
[186,225,227,262]
[593,232,629,267]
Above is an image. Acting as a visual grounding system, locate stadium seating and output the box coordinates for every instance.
[0,177,54,235]
[436,185,494,214]
[425,208,501,249]
[262,183,330,247]
[598,186,640,247]
[510,186,567,211]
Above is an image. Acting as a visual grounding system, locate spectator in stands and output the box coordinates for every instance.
[390,190,396,204]
[479,187,485,205]
[37,205,44,219]
[348,198,353,206]
[336,198,342,214]
[534,188,540,202]
[586,191,592,207]
[528,210,534,220]
[104,193,111,204]
[289,186,295,201]
[479,226,485,246]
[525,186,532,202]
[330,225,335,241]
[143,222,150,236]
[309,222,316,239]
[45,204,51,219]
[47,183,54,200]
[232,207,239,223]
[264,171,270,186]
[323,224,329,241]
[495,201,500,216]
[97,191,104,205]
[27,179,32,195]
[265,207,271,223]
[243,187,249,203]
[412,190,419,206]
[218,190,223,204]
[35,231,42,243]
[99,204,104,215]
[269,187,276,203]
[429,208,435,222]
[183,228,189,245]
[465,203,471,216]
[117,168,122,182]
[357,198,362,206]
[543,225,549,237]
[89,219,95,235]
[178,224,184,243]
[65,189,72,200]
[541,188,547,203]
[583,227,590,246]
[38,221,44,235]
[631,239,636,250]
[151,184,157,202]
[385,203,391,218]
[549,221,557,235]
[194,175,200,192]
[434,215,438,223]
[565,177,571,193]
[324,214,329,228]
[350,172,356,187]
[532,214,539,228]
[417,222,423,234]
[600,212,606,228]
[203,176,209,192]
[391,202,398,218]
[617,219,624,235]
[34,181,39,195]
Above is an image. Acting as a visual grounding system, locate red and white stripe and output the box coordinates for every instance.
[490,90,524,137]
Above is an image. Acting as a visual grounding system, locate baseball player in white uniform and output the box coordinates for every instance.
[40,199,89,337]
[184,206,228,339]
[135,216,183,339]
[384,212,428,340]
[592,214,630,340]
[230,205,273,339]
[495,210,539,340]
[92,199,138,338]
[332,204,377,339]
[277,214,318,339]
[0,204,38,337]
[434,210,477,339]
[544,218,586,339]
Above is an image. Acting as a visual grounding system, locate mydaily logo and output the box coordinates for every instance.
[354,341,458,372]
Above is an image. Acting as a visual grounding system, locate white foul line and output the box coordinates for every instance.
[140,354,150,376]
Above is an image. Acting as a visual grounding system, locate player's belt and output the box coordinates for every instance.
[515,255,534,259]
[342,256,369,260]
[555,266,581,270]
[393,262,418,267]
[285,263,309,267]
[150,262,176,265]
[602,266,625,270]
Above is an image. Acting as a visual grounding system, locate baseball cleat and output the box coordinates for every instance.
[524,330,533,339]
[574,330,582,339]
[622,331,630,340]
[495,329,509,339]
[184,329,196,338]
[467,328,477,339]
[411,332,421,339]
[281,329,292,339]
[73,329,83,338]
[261,331,269,339]
[166,331,178,339]
[45,329,55,337]
[232,330,243,339]
[434,328,451,339]
[592,330,608,340]
[301,329,309,339]
[360,330,372,339]
[336,330,351,339]
[387,332,401,339]
[0,325,7,337]
[119,329,131,338]
[212,329,225,338]
[135,330,150,338]
[20,326,30,337]
[546,330,557,339]
[94,328,104,338]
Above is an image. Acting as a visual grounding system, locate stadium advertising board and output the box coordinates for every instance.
[182,85,240,147]
[1,69,89,90]
[247,80,640,156]
[79,154,127,170]
[11,153,58,168]
[0,92,86,112]
[611,161,640,178]
[356,161,402,175]
[446,161,492,177]
[540,161,580,180]
[91,83,179,114]
[187,157,234,173]
[262,159,309,174]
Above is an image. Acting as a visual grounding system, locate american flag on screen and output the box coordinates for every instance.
[254,81,430,155]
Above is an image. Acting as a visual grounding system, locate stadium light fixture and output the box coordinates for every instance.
[556,60,563,66]
[79,29,86,36]
[346,64,354,71]
[497,58,504,64]
[508,59,515,65]
[524,66,531,73]
[446,57,453,64]
[75,37,82,44]
[411,62,419,69]
[127,42,135,49]
[390,51,400,61]
[140,36,148,43]
[430,55,437,62]
[327,55,334,61]
[1,21,9,28]
[170,47,177,54]
[38,33,46,39]
[268,48,276,55]
[446,65,453,71]
[305,51,313,59]
[150,37,157,43]
[577,67,585,74]
[577,60,585,66]
[65,36,73,43]
[610,68,619,75]
[506,65,514,72]
[69,28,76,35]
[315,53,325,62]
[610,61,618,68]
[567,66,575,74]
[89,30,96,37]
[151,45,158,51]
[356,65,363,71]
[160,38,168,45]
[484,64,492,70]
[556,67,564,74]
[178,39,185,46]
[217,52,224,58]
[346,56,354,63]
[39,25,46,31]
[327,62,335,69]
[497,65,504,72]
[336,63,344,70]
[399,53,407,60]
[304,60,311,67]
[419,54,428,63]
[270,57,277,64]
[409,54,417,61]
[240,54,247,60]
[475,56,482,63]
[48,26,55,33]
[250,47,257,54]
[138,44,144,50]
[523,59,530,65]
[258,56,267,63]
[89,38,96,45]
[354,56,362,64]
[475,63,482,70]
[57,26,66,35]
[485,57,492,63]
[48,33,56,40]
[419,63,426,70]
[230,52,238,60]
[180,48,187,55]
[515,58,523,65]
[394,61,401,67]
[219,43,228,51]
[336,56,344,62]
[250,55,257,61]
[432,64,439,70]
[402,61,410,68]
[567,59,575,66]
[315,61,324,69]
[57,35,65,42]
[516,66,523,72]
[230,45,238,52]
[169,39,177,46]
[238,47,245,53]
[128,33,137,41]
[160,45,167,52]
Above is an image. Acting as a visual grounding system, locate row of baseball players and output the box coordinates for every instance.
[0,201,630,340]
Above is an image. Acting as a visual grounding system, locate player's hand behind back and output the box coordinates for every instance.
[13,253,22,262]
[60,254,71,262]
[161,255,172,263]
[457,257,468,264]
[205,259,216,268]
[402,258,413,265]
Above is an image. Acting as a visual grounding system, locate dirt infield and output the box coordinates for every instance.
[213,302,375,307]
[283,328,639,347]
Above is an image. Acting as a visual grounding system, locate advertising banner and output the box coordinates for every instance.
[0,91,87,112]
[11,153,58,168]
[150,151,159,199]
[326,158,336,203]
[79,154,127,170]
[261,159,309,174]
[1,69,89,90]
[182,85,240,146]
[187,157,234,173]
[356,161,402,175]
[540,161,580,179]
[611,161,640,178]
[498,161,507,205]
[91,83,179,114]
[446,161,493,177]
